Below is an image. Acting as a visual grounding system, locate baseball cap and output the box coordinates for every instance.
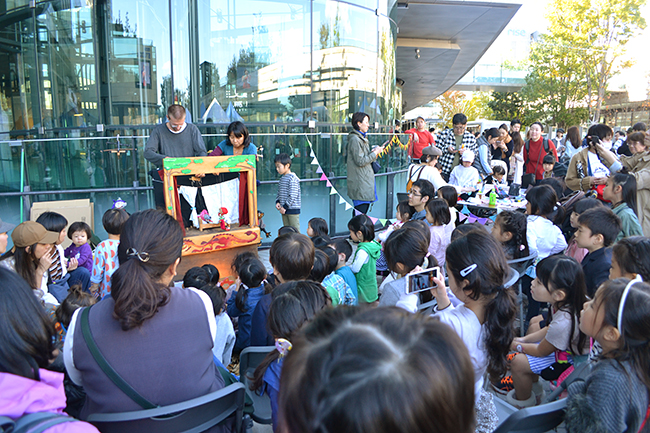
[11,221,60,251]
[0,218,15,234]
[421,146,442,157]
[461,149,475,162]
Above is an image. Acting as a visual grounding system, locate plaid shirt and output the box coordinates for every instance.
[436,129,478,176]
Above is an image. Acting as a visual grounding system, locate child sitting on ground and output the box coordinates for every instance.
[348,215,381,304]
[251,281,331,429]
[575,207,622,297]
[90,208,129,298]
[64,222,93,273]
[565,198,603,262]
[497,255,590,408]
[603,173,643,242]
[331,239,358,302]
[278,307,476,433]
[277,225,298,236]
[610,236,650,281]
[198,282,235,368]
[376,201,414,274]
[307,217,328,239]
[565,278,650,432]
[437,185,459,238]
[424,198,451,270]
[320,246,355,306]
[226,254,269,353]
[491,210,529,261]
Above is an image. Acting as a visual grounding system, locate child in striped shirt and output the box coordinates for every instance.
[275,153,301,231]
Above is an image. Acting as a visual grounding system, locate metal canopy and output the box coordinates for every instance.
[395,0,521,109]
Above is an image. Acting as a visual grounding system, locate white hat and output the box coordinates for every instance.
[461,149,475,163]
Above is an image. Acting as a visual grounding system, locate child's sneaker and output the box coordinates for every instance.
[506,389,537,409]
[492,375,514,395]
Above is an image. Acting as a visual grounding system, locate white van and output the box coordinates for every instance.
[466,119,510,136]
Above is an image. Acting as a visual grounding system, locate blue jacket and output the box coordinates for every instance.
[227,285,265,351]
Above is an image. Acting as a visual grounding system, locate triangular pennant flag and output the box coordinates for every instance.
[458,213,467,222]
[311,157,319,165]
[339,195,346,205]
[369,217,379,224]
[326,180,332,188]
[354,209,362,216]
[330,188,337,195]
[310,150,315,158]
[489,215,497,222]
[478,218,488,225]
[390,219,398,224]
[345,202,353,210]
[320,173,327,181]
[316,166,323,174]
[467,216,477,223]
[461,206,470,215]
[379,219,388,226]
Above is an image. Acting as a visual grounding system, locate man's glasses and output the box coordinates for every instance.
[408,190,421,197]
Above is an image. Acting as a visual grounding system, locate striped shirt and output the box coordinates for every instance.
[276,172,301,214]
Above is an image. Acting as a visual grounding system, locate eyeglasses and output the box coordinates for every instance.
[408,190,421,197]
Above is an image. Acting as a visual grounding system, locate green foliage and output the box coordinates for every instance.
[521,0,646,126]
[488,92,524,122]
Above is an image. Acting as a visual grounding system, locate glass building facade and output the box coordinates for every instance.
[0,0,407,241]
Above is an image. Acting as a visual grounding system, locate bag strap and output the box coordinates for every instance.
[415,166,424,181]
[1,413,74,433]
[80,307,158,410]
[638,404,650,433]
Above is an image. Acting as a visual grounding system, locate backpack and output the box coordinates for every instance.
[406,165,425,192]
[525,138,550,155]
[0,412,76,433]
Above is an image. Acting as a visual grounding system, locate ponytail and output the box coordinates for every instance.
[484,287,518,378]
[234,256,267,312]
[112,210,182,331]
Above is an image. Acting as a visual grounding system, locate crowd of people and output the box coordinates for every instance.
[1,110,649,433]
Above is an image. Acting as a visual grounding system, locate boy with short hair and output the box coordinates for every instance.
[331,238,358,303]
[90,208,129,298]
[408,179,434,221]
[576,207,622,297]
[542,154,556,179]
[275,153,301,231]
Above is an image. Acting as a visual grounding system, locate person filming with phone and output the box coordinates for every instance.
[565,124,615,201]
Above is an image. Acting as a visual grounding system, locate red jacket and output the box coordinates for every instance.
[523,138,557,180]
[405,129,435,159]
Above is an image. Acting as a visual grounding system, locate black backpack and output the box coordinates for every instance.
[0,412,76,433]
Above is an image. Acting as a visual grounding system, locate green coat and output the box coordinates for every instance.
[612,203,643,242]
[346,130,377,202]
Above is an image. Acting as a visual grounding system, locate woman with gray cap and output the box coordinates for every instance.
[0,218,15,255]
[407,145,448,191]
[0,221,59,305]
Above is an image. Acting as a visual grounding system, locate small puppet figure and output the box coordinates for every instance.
[218,207,230,231]
[258,210,271,238]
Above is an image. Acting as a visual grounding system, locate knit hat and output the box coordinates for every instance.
[0,218,15,234]
[461,149,475,163]
[422,146,442,157]
[11,221,60,251]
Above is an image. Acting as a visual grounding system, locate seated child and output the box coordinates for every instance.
[437,185,458,238]
[542,154,555,179]
[226,254,269,352]
[424,198,451,270]
[199,282,235,367]
[90,208,129,298]
[277,226,298,236]
[565,198,603,262]
[307,217,328,239]
[603,173,643,242]
[309,249,340,306]
[202,263,221,285]
[575,207,622,297]
[278,307,476,433]
[331,238,358,302]
[449,149,480,191]
[64,222,93,273]
[251,281,331,429]
[610,236,650,281]
[491,164,507,184]
[497,255,590,408]
[376,200,414,273]
[250,233,314,346]
[491,210,529,261]
[348,215,381,304]
[565,279,650,432]
[379,226,437,307]
[320,246,355,306]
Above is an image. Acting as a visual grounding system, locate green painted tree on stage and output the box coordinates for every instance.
[525,0,646,126]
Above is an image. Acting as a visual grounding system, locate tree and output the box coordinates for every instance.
[488,91,524,122]
[546,0,646,123]
[519,35,590,128]
[433,91,492,126]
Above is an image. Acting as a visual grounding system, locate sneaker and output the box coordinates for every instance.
[492,375,515,395]
[506,389,537,409]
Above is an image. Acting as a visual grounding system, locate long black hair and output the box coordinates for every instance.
[610,172,638,216]
[234,255,268,312]
[0,268,56,380]
[526,184,565,225]
[308,217,329,238]
[445,230,516,378]
[494,210,529,260]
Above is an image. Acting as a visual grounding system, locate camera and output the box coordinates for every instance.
[590,135,600,147]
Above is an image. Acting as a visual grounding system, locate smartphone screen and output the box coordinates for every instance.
[405,267,441,294]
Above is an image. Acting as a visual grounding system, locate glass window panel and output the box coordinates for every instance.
[37,4,98,129]
[106,0,172,125]
[171,0,192,115]
[0,10,40,134]
[196,0,311,124]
